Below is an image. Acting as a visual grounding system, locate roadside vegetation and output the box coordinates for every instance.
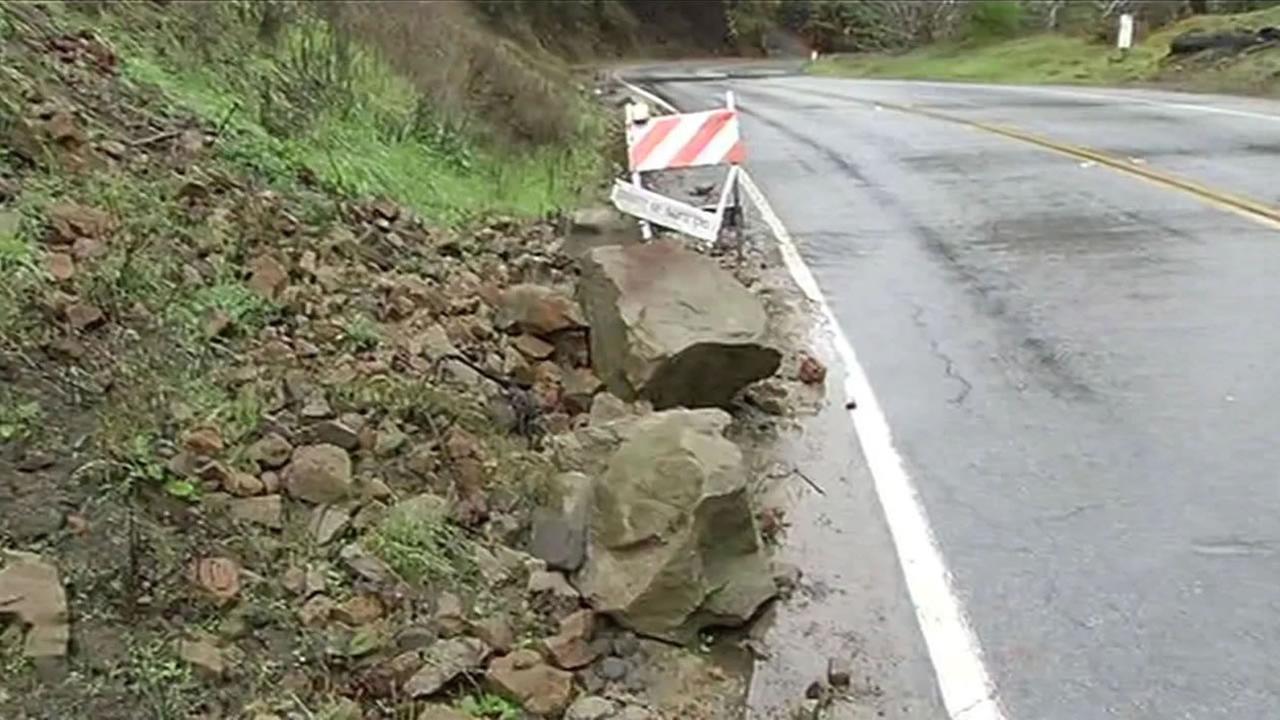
[804,1,1280,96]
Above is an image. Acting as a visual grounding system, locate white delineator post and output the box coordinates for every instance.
[1117,13,1134,51]
[625,101,654,240]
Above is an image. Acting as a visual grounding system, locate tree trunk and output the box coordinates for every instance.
[1188,0,1209,14]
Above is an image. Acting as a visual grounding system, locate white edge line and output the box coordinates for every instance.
[737,171,1008,720]
[616,75,679,114]
[614,75,1008,719]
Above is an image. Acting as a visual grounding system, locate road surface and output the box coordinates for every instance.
[633,71,1280,719]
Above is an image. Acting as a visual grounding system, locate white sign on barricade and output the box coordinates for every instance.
[614,91,744,246]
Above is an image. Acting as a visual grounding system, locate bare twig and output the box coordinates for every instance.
[793,468,826,496]
[128,129,180,147]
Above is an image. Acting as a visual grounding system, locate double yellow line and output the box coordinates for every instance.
[870,98,1280,231]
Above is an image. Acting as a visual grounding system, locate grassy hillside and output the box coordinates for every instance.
[79,1,609,226]
[813,4,1280,96]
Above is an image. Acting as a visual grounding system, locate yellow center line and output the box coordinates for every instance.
[870,98,1280,232]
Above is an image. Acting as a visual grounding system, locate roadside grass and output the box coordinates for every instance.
[813,5,1280,95]
[92,3,607,226]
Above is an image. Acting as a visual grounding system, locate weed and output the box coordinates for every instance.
[458,692,522,719]
[339,313,381,352]
[0,398,42,442]
[120,639,198,720]
[366,502,477,587]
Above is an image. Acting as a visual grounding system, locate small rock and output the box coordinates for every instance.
[308,503,353,545]
[596,657,628,682]
[513,334,556,360]
[46,252,75,282]
[588,393,631,425]
[341,542,398,584]
[281,566,306,595]
[495,284,585,337]
[248,433,293,469]
[374,419,407,456]
[247,254,289,301]
[827,656,852,688]
[434,592,467,637]
[566,696,616,720]
[403,637,489,697]
[204,309,232,338]
[222,470,263,497]
[395,625,435,651]
[183,425,224,457]
[0,552,68,659]
[178,639,224,678]
[362,477,393,501]
[228,495,284,529]
[63,302,104,331]
[286,444,354,503]
[47,202,111,243]
[300,392,333,419]
[260,470,281,493]
[299,595,336,626]
[310,419,360,451]
[334,594,384,626]
[562,368,603,414]
[610,633,640,658]
[188,556,240,605]
[470,614,516,654]
[542,610,597,670]
[487,649,575,716]
[797,353,827,385]
[526,569,580,619]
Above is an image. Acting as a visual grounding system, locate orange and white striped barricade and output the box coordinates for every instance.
[611,91,744,246]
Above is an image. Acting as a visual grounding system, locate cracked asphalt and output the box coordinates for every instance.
[635,70,1280,720]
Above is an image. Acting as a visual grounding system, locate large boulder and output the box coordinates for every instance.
[574,409,775,642]
[578,241,780,409]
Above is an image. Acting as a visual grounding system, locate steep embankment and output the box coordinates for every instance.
[814,5,1280,97]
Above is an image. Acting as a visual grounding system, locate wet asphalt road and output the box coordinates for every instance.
[639,73,1280,719]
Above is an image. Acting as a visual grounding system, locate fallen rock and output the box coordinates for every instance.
[178,639,224,678]
[496,283,585,337]
[286,444,354,503]
[433,592,467,637]
[527,569,581,619]
[513,333,556,360]
[341,541,398,584]
[247,254,289,301]
[828,655,852,688]
[223,471,265,497]
[487,649,575,716]
[64,302,105,331]
[797,353,827,385]
[189,556,241,605]
[575,409,776,641]
[300,392,333,419]
[46,252,75,282]
[308,503,354,545]
[578,241,780,409]
[299,595,336,626]
[248,433,293,469]
[0,552,69,659]
[469,614,516,654]
[542,609,597,670]
[334,594,384,626]
[47,202,111,244]
[228,495,284,529]
[566,695,616,720]
[309,417,361,451]
[183,425,224,457]
[562,368,603,414]
[529,472,591,572]
[403,637,489,697]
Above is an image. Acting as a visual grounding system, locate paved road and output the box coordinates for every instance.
[638,72,1280,719]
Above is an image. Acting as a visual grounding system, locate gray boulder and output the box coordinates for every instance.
[578,241,780,409]
[574,409,775,641]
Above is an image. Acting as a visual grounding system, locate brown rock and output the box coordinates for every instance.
[189,556,240,605]
[299,595,335,626]
[228,495,284,529]
[48,202,111,244]
[542,609,597,669]
[249,433,293,469]
[46,252,74,282]
[178,639,224,678]
[205,310,232,338]
[561,368,603,414]
[45,110,84,146]
[496,284,585,337]
[470,614,516,654]
[260,471,281,494]
[434,592,467,637]
[334,594,384,626]
[310,418,360,451]
[286,444,354,503]
[183,425,224,457]
[64,302,104,331]
[797,353,827,385]
[404,638,489,698]
[308,503,353,545]
[247,255,289,301]
[513,334,555,360]
[486,649,574,716]
[0,551,69,659]
[224,471,265,497]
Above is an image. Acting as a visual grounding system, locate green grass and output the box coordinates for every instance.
[813,5,1280,95]
[96,4,605,226]
[366,499,479,587]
